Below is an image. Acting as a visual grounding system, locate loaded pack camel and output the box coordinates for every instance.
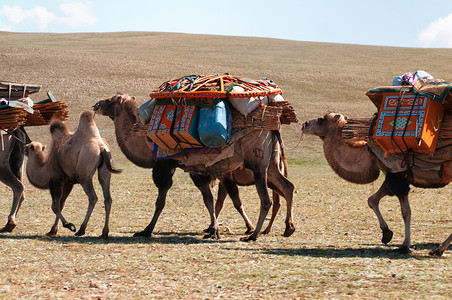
[25,111,121,238]
[0,127,29,233]
[303,112,452,256]
[93,93,295,241]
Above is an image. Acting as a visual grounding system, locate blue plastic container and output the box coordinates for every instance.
[198,100,231,148]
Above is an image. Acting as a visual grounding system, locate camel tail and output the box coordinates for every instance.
[273,130,285,159]
[101,150,122,174]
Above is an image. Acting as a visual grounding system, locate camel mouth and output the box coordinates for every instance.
[92,102,100,112]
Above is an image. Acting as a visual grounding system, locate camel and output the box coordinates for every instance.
[303,112,452,256]
[93,93,295,240]
[25,111,121,238]
[0,127,29,233]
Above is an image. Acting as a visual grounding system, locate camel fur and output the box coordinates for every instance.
[303,112,452,256]
[25,111,121,238]
[93,93,295,240]
[0,127,29,233]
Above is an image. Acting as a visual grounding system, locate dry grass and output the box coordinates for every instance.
[0,31,451,299]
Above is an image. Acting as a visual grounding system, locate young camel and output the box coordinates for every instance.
[25,111,121,238]
[0,127,29,233]
[303,112,452,256]
[93,93,295,240]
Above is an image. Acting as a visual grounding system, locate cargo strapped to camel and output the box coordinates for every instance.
[340,77,452,185]
[134,74,298,153]
[366,78,452,156]
[343,78,452,154]
[0,81,69,130]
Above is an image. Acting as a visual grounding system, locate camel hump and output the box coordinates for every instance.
[73,110,102,138]
[80,110,95,122]
[100,149,122,174]
[49,119,67,134]
[49,119,71,147]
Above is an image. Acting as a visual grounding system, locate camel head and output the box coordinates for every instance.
[24,141,47,166]
[302,112,347,139]
[24,141,46,157]
[93,93,136,120]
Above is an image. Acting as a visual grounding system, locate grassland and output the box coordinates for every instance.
[0,31,451,299]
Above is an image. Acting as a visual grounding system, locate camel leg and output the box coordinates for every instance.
[48,181,74,236]
[262,191,281,235]
[266,171,295,237]
[429,233,452,257]
[383,173,411,253]
[191,174,219,239]
[0,181,24,233]
[97,165,113,239]
[241,169,272,241]
[367,183,393,244]
[76,179,98,237]
[397,193,411,254]
[215,181,228,218]
[0,130,26,233]
[134,160,176,237]
[48,182,72,236]
[0,165,25,233]
[47,180,76,235]
[203,181,228,233]
[221,178,254,234]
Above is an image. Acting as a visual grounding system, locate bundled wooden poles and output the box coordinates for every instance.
[26,101,69,126]
[0,107,28,130]
[342,117,375,142]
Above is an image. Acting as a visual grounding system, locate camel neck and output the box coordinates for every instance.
[113,101,155,169]
[26,151,50,189]
[322,130,379,184]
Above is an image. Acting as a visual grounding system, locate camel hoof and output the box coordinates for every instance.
[63,223,76,232]
[99,233,109,239]
[261,227,271,235]
[75,229,86,236]
[46,231,58,237]
[395,246,411,254]
[0,222,16,233]
[283,227,296,237]
[203,230,220,240]
[240,235,257,242]
[429,248,444,257]
[133,231,152,238]
[203,227,212,233]
[245,228,255,235]
[382,229,393,244]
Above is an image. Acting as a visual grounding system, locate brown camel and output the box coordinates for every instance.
[303,112,452,256]
[0,127,29,232]
[25,111,121,238]
[93,93,295,240]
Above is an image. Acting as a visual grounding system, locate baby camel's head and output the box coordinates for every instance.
[25,141,46,158]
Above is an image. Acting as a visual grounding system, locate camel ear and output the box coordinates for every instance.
[131,96,136,100]
[42,145,46,151]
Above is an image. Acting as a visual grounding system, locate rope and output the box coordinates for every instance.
[283,122,304,151]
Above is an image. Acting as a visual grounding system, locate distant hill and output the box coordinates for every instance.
[1,31,451,160]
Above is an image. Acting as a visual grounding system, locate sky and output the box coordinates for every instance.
[1,0,452,48]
